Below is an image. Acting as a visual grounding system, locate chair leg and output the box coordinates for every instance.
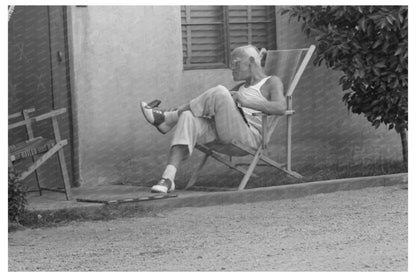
[259,155,303,179]
[287,98,293,172]
[185,153,209,190]
[238,147,262,190]
[196,144,258,177]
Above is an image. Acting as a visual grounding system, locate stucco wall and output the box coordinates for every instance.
[71,6,402,187]
[71,6,236,186]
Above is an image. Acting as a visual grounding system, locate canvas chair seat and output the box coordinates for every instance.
[200,140,252,157]
[185,45,316,191]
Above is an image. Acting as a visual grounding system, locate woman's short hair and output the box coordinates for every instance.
[231,45,267,66]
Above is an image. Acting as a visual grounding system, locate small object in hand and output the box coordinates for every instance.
[146,99,161,108]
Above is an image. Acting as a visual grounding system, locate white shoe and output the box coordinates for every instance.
[151,178,175,193]
[140,102,175,134]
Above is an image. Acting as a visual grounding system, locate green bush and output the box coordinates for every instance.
[8,168,27,223]
[283,6,408,164]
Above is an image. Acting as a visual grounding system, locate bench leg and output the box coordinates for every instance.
[57,147,72,200]
[33,160,42,196]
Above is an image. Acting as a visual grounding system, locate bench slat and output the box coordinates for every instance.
[8,108,66,130]
[9,137,55,162]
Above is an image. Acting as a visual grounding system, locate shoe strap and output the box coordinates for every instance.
[159,178,171,188]
[152,109,165,125]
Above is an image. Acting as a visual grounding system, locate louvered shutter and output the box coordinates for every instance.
[181,6,276,69]
[181,6,227,69]
[228,6,276,52]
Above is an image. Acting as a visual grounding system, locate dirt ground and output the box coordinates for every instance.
[8,185,408,271]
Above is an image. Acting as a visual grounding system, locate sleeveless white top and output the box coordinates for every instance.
[237,76,281,144]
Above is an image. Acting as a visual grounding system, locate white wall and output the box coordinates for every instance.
[71,6,403,187]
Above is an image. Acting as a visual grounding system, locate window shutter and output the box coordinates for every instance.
[228,6,276,52]
[181,5,276,69]
[181,6,227,68]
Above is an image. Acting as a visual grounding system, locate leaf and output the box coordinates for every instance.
[398,12,404,23]
[370,99,379,107]
[381,19,386,29]
[367,22,374,36]
[382,41,389,53]
[280,9,290,16]
[285,6,408,133]
[372,39,383,49]
[342,81,352,91]
[374,61,386,68]
[386,15,393,25]
[394,48,403,56]
[342,93,350,102]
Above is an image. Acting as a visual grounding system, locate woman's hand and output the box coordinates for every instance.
[234,91,251,107]
[231,91,239,104]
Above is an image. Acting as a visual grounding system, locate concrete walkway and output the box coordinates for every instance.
[19,173,407,227]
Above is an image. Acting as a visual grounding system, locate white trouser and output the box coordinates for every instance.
[171,85,261,155]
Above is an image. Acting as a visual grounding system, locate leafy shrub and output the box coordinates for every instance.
[283,6,408,163]
[8,168,27,223]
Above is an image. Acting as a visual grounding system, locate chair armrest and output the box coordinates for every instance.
[251,110,295,117]
[251,109,295,149]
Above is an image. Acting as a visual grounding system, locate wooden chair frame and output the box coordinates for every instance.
[8,108,72,200]
[185,45,316,191]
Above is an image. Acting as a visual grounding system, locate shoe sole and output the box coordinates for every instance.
[140,102,154,125]
[151,183,175,193]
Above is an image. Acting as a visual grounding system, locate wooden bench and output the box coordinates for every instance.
[8,108,72,200]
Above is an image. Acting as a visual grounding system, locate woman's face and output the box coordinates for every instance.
[230,53,251,81]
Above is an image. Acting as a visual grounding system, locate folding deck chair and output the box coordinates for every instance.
[8,108,72,200]
[185,45,316,191]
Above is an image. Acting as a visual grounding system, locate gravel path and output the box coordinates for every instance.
[8,185,407,271]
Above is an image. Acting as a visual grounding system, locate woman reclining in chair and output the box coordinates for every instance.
[141,45,287,193]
